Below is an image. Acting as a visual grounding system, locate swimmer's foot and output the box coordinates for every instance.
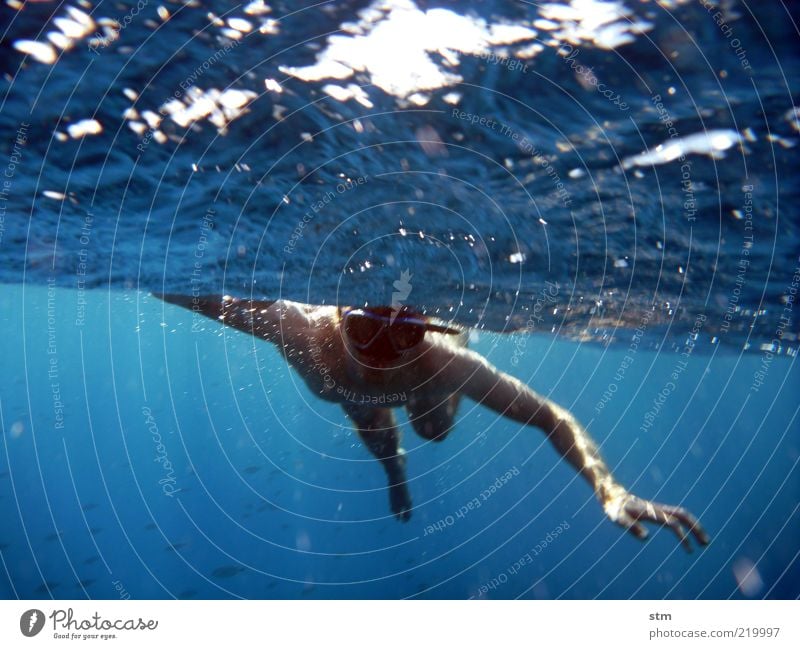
[601,484,710,553]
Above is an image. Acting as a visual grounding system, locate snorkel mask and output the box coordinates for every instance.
[341,306,461,360]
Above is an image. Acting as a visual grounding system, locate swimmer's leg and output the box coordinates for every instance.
[406,394,461,442]
[342,404,411,522]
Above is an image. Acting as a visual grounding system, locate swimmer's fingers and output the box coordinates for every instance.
[152,292,191,307]
[603,491,649,540]
[152,292,226,314]
[623,497,709,553]
[618,511,648,541]
[655,503,711,547]
[621,496,685,548]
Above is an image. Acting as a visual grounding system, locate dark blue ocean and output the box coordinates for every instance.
[0,0,798,599]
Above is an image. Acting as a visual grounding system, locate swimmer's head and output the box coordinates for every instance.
[340,306,461,362]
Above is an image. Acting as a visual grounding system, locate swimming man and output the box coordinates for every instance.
[155,294,709,552]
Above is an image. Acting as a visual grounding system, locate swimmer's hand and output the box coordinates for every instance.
[601,483,710,553]
[388,481,412,522]
[387,451,412,522]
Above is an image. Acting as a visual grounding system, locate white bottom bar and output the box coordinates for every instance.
[1,600,797,648]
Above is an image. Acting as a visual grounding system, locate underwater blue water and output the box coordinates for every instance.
[0,0,798,599]
[0,284,797,599]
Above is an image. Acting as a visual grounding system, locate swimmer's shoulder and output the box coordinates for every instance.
[276,301,340,335]
[299,303,339,324]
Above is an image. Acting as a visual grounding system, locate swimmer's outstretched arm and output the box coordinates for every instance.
[444,348,709,552]
[153,293,306,345]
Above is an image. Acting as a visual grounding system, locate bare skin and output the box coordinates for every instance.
[155,293,710,552]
